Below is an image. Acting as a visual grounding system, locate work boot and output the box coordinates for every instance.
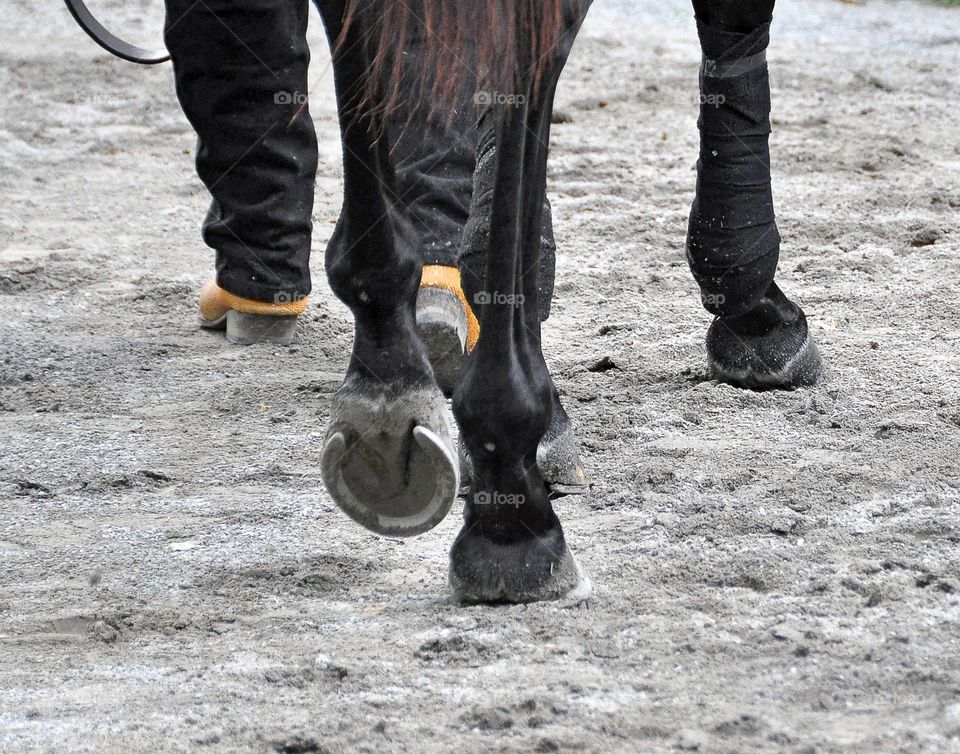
[416,265,480,396]
[198,281,307,347]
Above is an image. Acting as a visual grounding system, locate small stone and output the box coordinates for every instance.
[770,516,799,535]
[587,356,619,373]
[461,708,514,732]
[272,736,319,753]
[771,625,802,643]
[314,654,348,681]
[910,227,942,248]
[92,620,119,644]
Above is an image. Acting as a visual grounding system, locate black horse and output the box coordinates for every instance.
[164,0,822,604]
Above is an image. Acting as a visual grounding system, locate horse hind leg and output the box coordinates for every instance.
[687,0,822,389]
[316,0,458,537]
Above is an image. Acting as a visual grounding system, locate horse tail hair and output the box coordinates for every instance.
[339,0,584,120]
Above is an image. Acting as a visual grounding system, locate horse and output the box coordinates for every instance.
[95,0,827,604]
[303,0,823,604]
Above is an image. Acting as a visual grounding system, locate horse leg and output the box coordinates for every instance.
[315,0,458,537]
[457,111,588,496]
[392,74,586,494]
[450,4,593,604]
[688,0,822,389]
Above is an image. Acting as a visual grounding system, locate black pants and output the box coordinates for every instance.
[163,0,555,318]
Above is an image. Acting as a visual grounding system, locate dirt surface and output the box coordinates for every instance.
[2,0,960,752]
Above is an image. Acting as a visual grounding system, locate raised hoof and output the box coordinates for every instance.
[707,316,822,390]
[416,286,469,397]
[321,380,459,537]
[449,524,592,604]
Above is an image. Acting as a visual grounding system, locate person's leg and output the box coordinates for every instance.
[687,0,822,387]
[389,86,482,393]
[391,103,477,270]
[164,0,317,343]
[459,109,557,326]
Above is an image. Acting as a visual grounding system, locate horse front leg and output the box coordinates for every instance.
[458,112,588,495]
[450,6,592,604]
[687,0,823,389]
[316,0,458,537]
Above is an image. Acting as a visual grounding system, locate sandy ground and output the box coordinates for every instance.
[2,0,960,752]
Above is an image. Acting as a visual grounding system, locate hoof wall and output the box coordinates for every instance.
[708,319,823,390]
[538,420,589,495]
[416,287,468,397]
[458,422,589,497]
[449,525,592,604]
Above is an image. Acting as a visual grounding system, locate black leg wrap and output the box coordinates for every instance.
[459,110,556,323]
[689,19,823,389]
[687,21,777,319]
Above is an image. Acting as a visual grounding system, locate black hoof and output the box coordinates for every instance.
[449,520,591,604]
[707,285,823,390]
[537,398,589,494]
[321,375,459,537]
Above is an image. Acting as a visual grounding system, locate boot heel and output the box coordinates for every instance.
[416,287,469,396]
[225,311,298,346]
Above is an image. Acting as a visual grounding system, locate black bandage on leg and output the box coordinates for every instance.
[687,20,779,318]
[459,109,556,323]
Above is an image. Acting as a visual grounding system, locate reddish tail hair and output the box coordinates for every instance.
[339,0,581,119]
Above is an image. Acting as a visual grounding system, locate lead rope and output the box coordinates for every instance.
[62,0,170,64]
